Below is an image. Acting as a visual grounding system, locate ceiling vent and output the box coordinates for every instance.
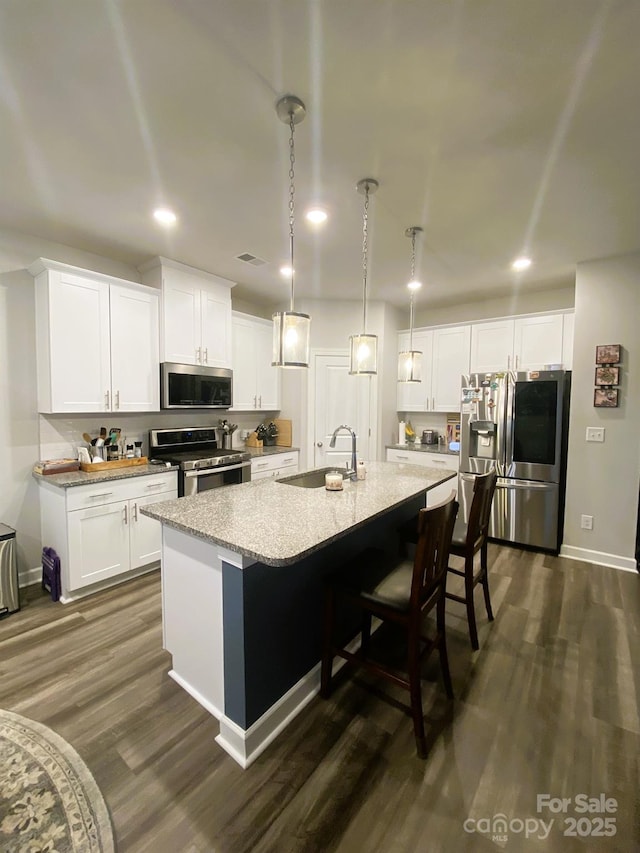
[236,252,267,267]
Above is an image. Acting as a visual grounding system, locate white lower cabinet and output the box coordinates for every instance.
[251,451,299,481]
[386,448,459,506]
[39,472,177,599]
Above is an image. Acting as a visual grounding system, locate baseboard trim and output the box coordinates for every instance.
[19,566,42,588]
[559,545,638,573]
[168,669,223,720]
[214,621,379,769]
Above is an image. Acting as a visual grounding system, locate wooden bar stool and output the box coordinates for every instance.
[320,493,458,758]
[446,469,497,650]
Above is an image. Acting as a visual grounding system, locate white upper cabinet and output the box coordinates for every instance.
[229,313,280,411]
[431,325,471,411]
[469,319,514,373]
[470,312,569,373]
[140,256,233,368]
[397,330,433,412]
[31,259,159,413]
[397,325,470,412]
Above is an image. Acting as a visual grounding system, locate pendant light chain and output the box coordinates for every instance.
[361,183,370,333]
[288,113,296,313]
[409,228,416,351]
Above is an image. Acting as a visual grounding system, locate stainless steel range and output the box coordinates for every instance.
[149,426,251,497]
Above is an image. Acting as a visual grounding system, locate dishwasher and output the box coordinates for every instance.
[0,524,19,618]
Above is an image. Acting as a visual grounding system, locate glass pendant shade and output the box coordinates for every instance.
[349,333,378,375]
[272,310,311,367]
[398,349,422,382]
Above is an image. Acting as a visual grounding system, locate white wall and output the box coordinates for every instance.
[413,283,575,328]
[561,253,640,570]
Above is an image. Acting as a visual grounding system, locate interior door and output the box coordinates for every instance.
[313,352,373,468]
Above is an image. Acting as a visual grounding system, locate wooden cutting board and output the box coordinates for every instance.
[79,457,148,472]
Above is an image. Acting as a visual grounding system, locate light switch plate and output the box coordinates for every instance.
[586,427,605,443]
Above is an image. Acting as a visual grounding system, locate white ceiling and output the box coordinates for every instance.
[1,1,639,310]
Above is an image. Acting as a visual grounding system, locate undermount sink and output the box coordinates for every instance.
[276,467,349,489]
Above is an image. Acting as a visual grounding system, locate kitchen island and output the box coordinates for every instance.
[140,460,456,767]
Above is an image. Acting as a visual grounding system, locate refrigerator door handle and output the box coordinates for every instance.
[495,479,556,491]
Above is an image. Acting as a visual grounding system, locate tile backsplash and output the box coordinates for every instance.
[38,410,285,460]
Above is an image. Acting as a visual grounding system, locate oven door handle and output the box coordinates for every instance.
[184,461,251,478]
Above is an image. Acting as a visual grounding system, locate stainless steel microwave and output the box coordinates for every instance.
[160,362,233,409]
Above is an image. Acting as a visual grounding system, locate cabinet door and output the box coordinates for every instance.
[162,276,200,364]
[431,325,470,412]
[513,314,563,370]
[397,330,433,411]
[67,500,130,590]
[201,285,232,368]
[48,272,111,412]
[470,319,514,373]
[230,315,258,410]
[255,321,280,410]
[110,285,160,412]
[129,492,175,570]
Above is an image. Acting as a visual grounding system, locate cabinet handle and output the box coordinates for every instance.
[259,395,262,408]
[105,390,110,409]
[317,441,323,447]
[515,354,519,369]
[145,482,166,489]
[254,396,257,408]
[123,505,128,525]
[132,503,138,521]
[507,355,511,369]
[115,390,120,410]
[255,462,269,469]
[196,347,201,363]
[88,492,114,499]
[203,348,208,364]
[396,454,410,460]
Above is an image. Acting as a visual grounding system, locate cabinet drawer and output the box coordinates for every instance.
[274,453,298,471]
[251,456,280,477]
[66,472,177,511]
[386,449,459,472]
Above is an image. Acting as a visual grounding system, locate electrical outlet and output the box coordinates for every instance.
[581,514,593,530]
[586,427,605,443]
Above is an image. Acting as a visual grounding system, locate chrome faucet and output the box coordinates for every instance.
[329,425,357,479]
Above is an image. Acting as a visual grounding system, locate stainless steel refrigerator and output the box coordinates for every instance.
[459,370,571,552]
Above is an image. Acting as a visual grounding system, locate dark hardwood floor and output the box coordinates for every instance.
[1,546,639,852]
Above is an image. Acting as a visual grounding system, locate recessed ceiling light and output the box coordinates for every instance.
[153,207,177,226]
[512,256,532,271]
[280,265,294,277]
[305,208,328,225]
[407,280,422,291]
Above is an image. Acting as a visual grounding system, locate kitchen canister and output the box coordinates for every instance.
[398,421,406,445]
[357,460,366,480]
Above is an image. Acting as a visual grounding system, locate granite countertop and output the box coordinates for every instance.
[386,443,459,457]
[139,460,456,567]
[32,463,179,488]
[244,446,300,459]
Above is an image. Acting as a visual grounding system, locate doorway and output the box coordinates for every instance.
[308,350,375,470]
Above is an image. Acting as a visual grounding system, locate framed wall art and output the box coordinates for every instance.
[595,365,620,386]
[595,344,621,365]
[594,387,619,408]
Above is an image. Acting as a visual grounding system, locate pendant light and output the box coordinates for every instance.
[272,95,311,368]
[349,178,378,375]
[398,226,423,383]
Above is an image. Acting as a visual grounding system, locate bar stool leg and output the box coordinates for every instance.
[480,541,494,621]
[465,556,480,651]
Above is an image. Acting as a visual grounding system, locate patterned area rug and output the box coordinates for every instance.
[0,709,115,852]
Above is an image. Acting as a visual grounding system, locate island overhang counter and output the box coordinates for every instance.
[140,460,456,767]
